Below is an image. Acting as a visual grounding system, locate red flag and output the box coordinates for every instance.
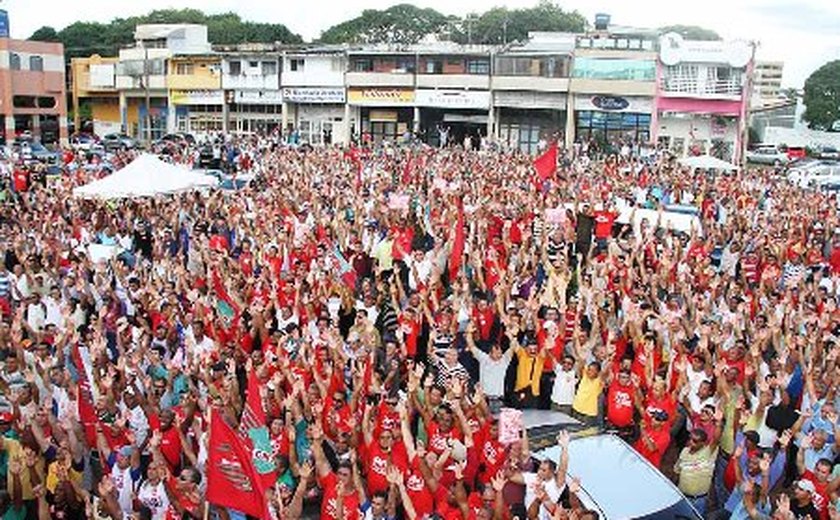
[448,201,465,282]
[239,368,277,490]
[207,408,267,519]
[70,344,99,447]
[533,142,558,187]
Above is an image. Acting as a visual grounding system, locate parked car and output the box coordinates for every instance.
[746,145,790,165]
[13,139,61,165]
[788,161,840,188]
[70,133,98,152]
[784,146,807,161]
[535,434,701,519]
[817,146,840,160]
[102,133,138,151]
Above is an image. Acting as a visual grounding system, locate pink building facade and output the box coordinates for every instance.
[653,33,755,163]
[0,38,68,145]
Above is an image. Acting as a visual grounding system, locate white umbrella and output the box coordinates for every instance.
[677,154,739,171]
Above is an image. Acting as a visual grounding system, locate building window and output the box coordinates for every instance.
[290,59,304,72]
[13,96,36,108]
[262,61,277,76]
[29,56,44,72]
[10,53,20,70]
[572,58,655,81]
[229,61,242,75]
[353,59,373,72]
[467,59,489,74]
[396,57,415,73]
[175,63,194,75]
[425,60,442,74]
[37,97,56,109]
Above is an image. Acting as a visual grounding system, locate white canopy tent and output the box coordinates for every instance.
[678,154,739,171]
[73,154,217,199]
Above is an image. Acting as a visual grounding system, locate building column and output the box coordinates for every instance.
[281,102,289,137]
[59,116,69,146]
[31,115,41,141]
[486,105,496,141]
[166,94,177,134]
[343,102,351,144]
[222,99,230,134]
[4,115,15,143]
[119,92,128,134]
[565,93,576,149]
[413,106,420,135]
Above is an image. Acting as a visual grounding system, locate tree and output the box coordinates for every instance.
[658,25,721,41]
[802,60,840,131]
[29,26,60,42]
[451,1,587,45]
[49,9,302,60]
[319,4,450,44]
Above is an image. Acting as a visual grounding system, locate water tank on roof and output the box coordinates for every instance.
[594,13,611,31]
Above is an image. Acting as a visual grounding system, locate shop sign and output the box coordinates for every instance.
[282,87,346,104]
[348,88,414,105]
[415,89,489,109]
[235,90,284,105]
[171,90,223,105]
[591,95,629,111]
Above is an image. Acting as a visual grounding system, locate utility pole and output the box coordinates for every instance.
[143,45,152,144]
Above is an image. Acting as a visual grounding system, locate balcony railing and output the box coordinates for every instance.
[661,77,743,97]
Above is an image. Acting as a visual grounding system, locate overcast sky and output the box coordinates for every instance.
[2,0,839,87]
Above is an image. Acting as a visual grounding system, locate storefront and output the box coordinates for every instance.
[656,102,740,160]
[230,90,284,134]
[573,94,652,147]
[494,91,567,154]
[170,90,224,134]
[416,89,490,147]
[283,87,346,145]
[348,88,414,144]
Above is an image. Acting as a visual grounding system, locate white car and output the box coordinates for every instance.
[746,145,790,165]
[788,162,840,188]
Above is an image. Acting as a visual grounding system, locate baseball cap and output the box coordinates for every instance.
[796,480,816,494]
[0,412,13,423]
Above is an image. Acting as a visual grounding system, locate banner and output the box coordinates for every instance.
[498,408,524,445]
[239,369,277,490]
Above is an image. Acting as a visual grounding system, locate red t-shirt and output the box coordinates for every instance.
[318,473,363,520]
[593,210,617,239]
[633,421,671,468]
[606,381,636,427]
[405,455,435,518]
[801,470,830,520]
[364,440,408,495]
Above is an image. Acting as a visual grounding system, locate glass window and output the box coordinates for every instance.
[10,53,20,70]
[396,57,415,73]
[622,113,638,127]
[262,61,277,76]
[228,61,241,75]
[467,59,489,75]
[175,63,194,75]
[29,56,44,72]
[425,60,442,74]
[353,59,373,72]
[249,61,259,68]
[290,59,304,72]
[572,58,655,81]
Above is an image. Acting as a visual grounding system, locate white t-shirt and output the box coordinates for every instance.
[551,366,578,406]
[471,348,513,398]
[137,480,170,520]
[523,472,566,520]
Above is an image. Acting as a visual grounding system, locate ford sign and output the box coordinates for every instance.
[591,95,629,111]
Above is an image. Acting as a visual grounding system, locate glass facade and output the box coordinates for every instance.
[576,111,651,145]
[572,58,655,81]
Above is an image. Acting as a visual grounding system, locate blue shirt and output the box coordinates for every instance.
[725,432,786,513]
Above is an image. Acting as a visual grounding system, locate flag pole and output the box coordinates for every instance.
[204,408,212,520]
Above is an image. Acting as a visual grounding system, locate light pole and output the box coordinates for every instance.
[143,45,152,144]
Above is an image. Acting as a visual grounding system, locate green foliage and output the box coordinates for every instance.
[451,1,587,45]
[319,4,451,45]
[319,1,587,45]
[802,60,840,131]
[38,8,302,60]
[657,25,721,41]
[29,26,61,42]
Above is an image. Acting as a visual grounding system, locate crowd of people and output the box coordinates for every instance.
[0,131,838,520]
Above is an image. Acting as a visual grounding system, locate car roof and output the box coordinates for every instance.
[535,434,693,519]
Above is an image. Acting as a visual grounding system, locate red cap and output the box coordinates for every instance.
[0,412,14,423]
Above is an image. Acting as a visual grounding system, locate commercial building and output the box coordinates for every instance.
[69,55,121,135]
[654,32,755,161]
[167,54,223,133]
[568,26,658,149]
[492,33,572,154]
[0,37,67,144]
[282,48,347,144]
[752,61,785,108]
[220,45,282,134]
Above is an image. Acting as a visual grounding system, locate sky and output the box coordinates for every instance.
[2,0,839,87]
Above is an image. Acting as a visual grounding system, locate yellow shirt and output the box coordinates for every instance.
[514,347,546,396]
[675,445,718,496]
[46,460,84,494]
[572,373,602,417]
[3,438,46,501]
